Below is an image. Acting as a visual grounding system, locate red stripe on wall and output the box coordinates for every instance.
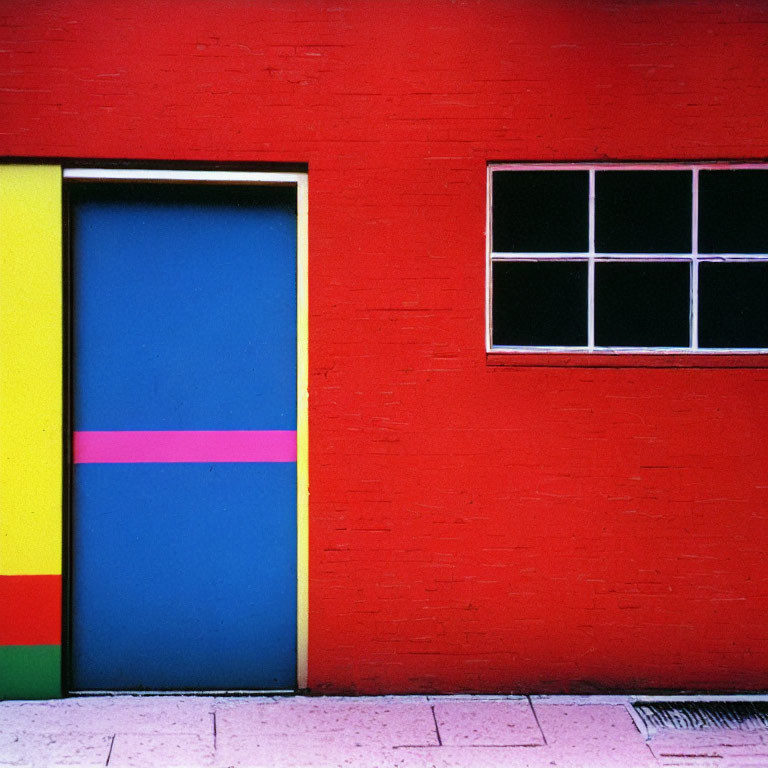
[0,575,61,646]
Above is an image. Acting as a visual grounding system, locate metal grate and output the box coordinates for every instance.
[633,701,768,732]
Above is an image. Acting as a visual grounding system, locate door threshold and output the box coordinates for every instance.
[69,689,295,696]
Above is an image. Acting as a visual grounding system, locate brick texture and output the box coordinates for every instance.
[2,0,767,693]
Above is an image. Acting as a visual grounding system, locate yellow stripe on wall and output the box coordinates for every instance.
[0,165,62,576]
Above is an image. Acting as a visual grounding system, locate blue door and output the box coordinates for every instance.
[70,182,297,691]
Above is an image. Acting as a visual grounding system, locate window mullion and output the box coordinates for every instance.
[691,168,699,350]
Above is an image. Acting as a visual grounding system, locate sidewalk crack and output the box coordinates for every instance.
[528,696,548,746]
[212,711,217,751]
[105,734,115,766]
[430,704,443,746]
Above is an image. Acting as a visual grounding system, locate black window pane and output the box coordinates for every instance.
[595,261,690,347]
[699,262,768,348]
[595,171,692,253]
[492,171,588,253]
[492,261,587,346]
[699,170,768,254]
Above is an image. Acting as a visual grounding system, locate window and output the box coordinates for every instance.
[488,164,768,354]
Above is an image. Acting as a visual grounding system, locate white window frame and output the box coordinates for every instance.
[486,162,768,355]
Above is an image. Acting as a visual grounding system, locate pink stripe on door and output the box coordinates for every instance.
[74,430,297,464]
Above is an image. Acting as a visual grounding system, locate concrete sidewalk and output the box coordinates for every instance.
[2,695,768,768]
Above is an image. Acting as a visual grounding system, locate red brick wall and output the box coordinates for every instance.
[3,0,768,693]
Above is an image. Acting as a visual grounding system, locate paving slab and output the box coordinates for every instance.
[388,746,561,768]
[214,696,438,748]
[108,732,216,768]
[0,731,112,767]
[216,742,562,768]
[649,730,765,751]
[649,732,768,766]
[531,701,658,767]
[0,696,213,735]
[214,738,404,768]
[431,698,544,746]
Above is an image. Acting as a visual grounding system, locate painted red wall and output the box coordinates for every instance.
[3,0,768,694]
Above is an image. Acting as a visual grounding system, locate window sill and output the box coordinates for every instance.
[486,351,768,368]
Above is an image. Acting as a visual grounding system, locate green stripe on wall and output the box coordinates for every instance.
[0,645,61,700]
